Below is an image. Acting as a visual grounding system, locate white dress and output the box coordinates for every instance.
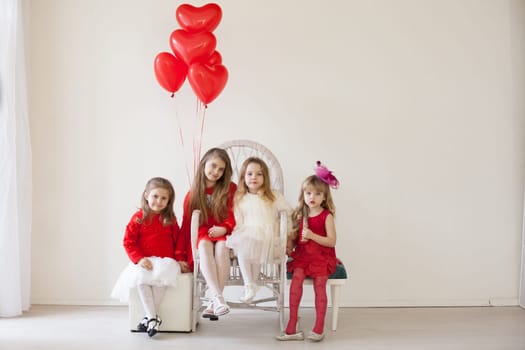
[226,191,292,264]
[110,257,181,302]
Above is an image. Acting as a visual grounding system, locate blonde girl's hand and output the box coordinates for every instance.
[301,228,312,241]
[286,239,294,255]
[208,225,227,238]
[139,257,153,271]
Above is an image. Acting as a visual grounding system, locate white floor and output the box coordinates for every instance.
[1,305,525,350]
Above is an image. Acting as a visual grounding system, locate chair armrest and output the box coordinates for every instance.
[279,210,288,261]
[191,209,201,264]
[278,210,288,284]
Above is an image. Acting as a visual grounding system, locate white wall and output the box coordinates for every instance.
[27,0,525,306]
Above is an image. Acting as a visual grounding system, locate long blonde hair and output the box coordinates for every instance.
[290,175,336,239]
[234,157,275,205]
[138,177,176,225]
[189,148,233,225]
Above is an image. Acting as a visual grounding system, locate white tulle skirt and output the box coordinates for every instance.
[111,256,181,302]
[226,225,283,263]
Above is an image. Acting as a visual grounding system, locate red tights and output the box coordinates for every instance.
[285,268,328,335]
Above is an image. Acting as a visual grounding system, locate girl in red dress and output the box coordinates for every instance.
[111,177,190,337]
[179,148,236,317]
[277,162,339,342]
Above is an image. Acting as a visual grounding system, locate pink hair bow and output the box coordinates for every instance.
[314,161,340,189]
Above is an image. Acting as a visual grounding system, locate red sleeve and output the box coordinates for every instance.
[179,191,192,240]
[171,217,181,255]
[175,192,193,270]
[123,211,144,264]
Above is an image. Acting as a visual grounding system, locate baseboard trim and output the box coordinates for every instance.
[30,298,519,307]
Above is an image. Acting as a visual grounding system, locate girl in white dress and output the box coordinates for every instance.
[111,177,190,337]
[226,157,292,303]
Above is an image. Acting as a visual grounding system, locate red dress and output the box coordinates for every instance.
[287,209,337,277]
[176,182,237,269]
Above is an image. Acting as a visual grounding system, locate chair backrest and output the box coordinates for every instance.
[219,140,284,193]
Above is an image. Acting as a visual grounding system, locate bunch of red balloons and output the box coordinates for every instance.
[154,3,228,106]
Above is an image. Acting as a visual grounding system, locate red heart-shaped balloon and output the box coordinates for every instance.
[206,51,222,66]
[176,3,222,33]
[170,29,216,66]
[153,52,188,94]
[188,63,228,105]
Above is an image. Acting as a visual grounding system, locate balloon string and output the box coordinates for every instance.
[173,97,191,187]
[198,103,206,171]
[193,98,201,177]
[192,99,207,177]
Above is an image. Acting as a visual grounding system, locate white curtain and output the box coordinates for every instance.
[0,0,32,317]
[519,192,525,309]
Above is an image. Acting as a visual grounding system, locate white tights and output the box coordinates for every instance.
[198,240,230,297]
[137,284,166,319]
[237,257,260,286]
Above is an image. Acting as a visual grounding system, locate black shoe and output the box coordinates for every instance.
[147,316,162,337]
[136,317,148,332]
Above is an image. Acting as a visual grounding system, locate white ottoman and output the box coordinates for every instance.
[128,272,193,332]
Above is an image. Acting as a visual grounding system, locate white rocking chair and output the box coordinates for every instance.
[190,140,288,332]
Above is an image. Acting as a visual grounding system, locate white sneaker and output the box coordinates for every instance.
[239,283,257,303]
[213,295,230,316]
[202,300,215,318]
